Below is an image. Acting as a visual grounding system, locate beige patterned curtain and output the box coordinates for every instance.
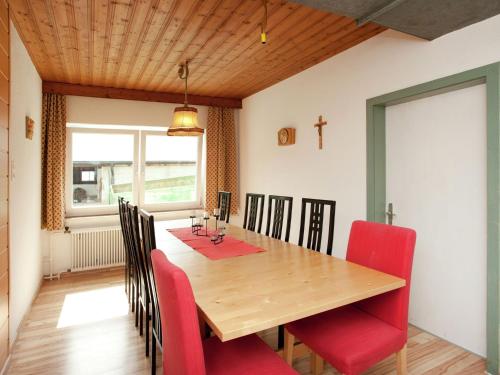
[41,93,66,231]
[206,107,238,214]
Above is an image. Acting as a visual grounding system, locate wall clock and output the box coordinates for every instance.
[278,127,295,146]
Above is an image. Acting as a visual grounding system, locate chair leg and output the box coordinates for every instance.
[284,328,295,365]
[310,352,324,375]
[204,322,212,339]
[151,334,157,375]
[396,344,407,375]
[278,325,285,349]
[146,298,150,357]
[135,287,139,327]
[130,282,135,312]
[125,263,128,295]
[127,275,130,297]
[139,302,144,336]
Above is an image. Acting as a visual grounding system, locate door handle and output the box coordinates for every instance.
[386,203,396,225]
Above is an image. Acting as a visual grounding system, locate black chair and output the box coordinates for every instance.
[126,203,151,357]
[139,209,162,375]
[265,195,293,242]
[298,198,336,255]
[243,193,265,233]
[122,201,141,323]
[217,191,232,223]
[264,194,293,349]
[118,198,132,305]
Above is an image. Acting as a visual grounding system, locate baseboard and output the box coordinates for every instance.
[59,265,125,279]
[3,275,43,375]
[10,275,43,347]
[0,354,10,375]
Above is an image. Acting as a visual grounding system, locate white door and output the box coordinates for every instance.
[386,84,487,357]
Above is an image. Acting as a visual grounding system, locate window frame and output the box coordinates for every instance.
[65,126,203,218]
[65,127,140,217]
[139,130,203,212]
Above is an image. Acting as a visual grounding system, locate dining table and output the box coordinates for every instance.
[154,219,405,344]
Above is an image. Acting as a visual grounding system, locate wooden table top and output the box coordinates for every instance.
[155,219,405,342]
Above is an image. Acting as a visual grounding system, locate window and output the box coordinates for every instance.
[74,167,97,184]
[81,171,96,182]
[66,125,203,217]
[142,133,198,205]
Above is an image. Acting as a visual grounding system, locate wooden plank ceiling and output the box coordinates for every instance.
[9,0,385,100]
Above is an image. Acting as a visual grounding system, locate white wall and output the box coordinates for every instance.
[236,14,500,259]
[67,95,208,129]
[8,23,44,345]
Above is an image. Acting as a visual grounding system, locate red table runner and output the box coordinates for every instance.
[167,227,265,260]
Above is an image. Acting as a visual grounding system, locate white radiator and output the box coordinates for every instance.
[71,227,126,272]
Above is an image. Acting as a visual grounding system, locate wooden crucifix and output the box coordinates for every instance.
[314,115,328,150]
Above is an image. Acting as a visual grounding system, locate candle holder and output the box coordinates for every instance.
[192,217,203,235]
[190,215,197,233]
[213,214,220,232]
[213,207,223,231]
[210,227,226,245]
[192,216,209,237]
[202,216,209,236]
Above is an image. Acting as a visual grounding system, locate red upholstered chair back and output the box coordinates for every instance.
[346,221,416,333]
[151,250,206,375]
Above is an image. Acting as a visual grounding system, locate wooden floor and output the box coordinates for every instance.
[6,269,486,375]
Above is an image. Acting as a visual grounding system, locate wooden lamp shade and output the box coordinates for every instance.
[167,106,203,136]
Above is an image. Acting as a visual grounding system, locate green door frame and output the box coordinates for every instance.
[366,62,500,374]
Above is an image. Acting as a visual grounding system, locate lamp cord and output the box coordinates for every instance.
[179,60,189,106]
[261,0,267,35]
[184,63,188,106]
[216,110,221,192]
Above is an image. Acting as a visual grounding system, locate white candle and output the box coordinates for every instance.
[213,208,221,216]
[203,212,209,219]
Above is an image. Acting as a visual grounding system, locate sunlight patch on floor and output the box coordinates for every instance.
[57,285,129,328]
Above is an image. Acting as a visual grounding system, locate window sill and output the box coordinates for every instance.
[65,208,205,230]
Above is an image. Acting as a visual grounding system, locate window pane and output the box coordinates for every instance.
[144,135,198,204]
[72,133,134,207]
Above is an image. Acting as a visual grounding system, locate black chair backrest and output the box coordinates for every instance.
[118,197,131,283]
[217,191,231,223]
[118,197,125,230]
[119,198,136,270]
[298,198,336,255]
[118,197,127,246]
[139,210,157,298]
[265,195,293,242]
[119,197,130,249]
[243,193,265,233]
[127,203,148,290]
[139,209,157,253]
[139,209,161,345]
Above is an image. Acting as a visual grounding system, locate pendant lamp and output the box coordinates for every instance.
[168,61,204,136]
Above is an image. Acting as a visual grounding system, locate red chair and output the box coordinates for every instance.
[284,220,416,375]
[150,249,298,375]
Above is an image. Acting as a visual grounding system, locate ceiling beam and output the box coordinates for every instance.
[356,0,407,26]
[42,81,243,109]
